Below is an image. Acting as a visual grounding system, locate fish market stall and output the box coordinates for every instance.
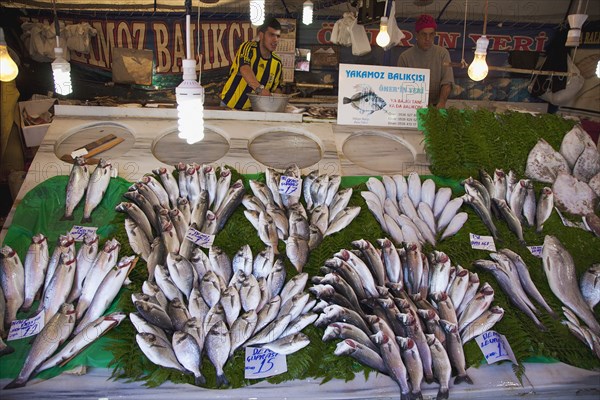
[0,104,599,400]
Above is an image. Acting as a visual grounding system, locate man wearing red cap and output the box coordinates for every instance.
[397,14,454,108]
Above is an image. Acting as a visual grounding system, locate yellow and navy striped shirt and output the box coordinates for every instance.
[220,40,283,110]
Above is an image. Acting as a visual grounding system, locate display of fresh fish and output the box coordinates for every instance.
[325,206,360,236]
[580,265,600,310]
[426,334,452,400]
[21,234,49,312]
[62,157,90,220]
[334,339,387,374]
[82,159,113,223]
[461,306,504,344]
[542,236,600,336]
[205,320,231,387]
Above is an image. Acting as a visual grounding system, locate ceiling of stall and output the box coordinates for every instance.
[1,0,598,24]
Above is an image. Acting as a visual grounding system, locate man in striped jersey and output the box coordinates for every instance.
[220,17,283,110]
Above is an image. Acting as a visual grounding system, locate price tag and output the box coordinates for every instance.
[278,176,301,197]
[527,245,543,258]
[71,148,88,158]
[244,347,287,379]
[7,312,45,341]
[185,227,215,248]
[469,233,496,252]
[475,330,518,365]
[69,225,98,242]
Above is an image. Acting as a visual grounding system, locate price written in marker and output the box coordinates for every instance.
[184,227,215,248]
[527,245,543,258]
[475,330,518,365]
[7,312,45,341]
[278,176,301,197]
[69,225,98,242]
[469,233,496,252]
[244,347,287,379]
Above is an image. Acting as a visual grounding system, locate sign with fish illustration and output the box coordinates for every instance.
[337,64,429,128]
[475,331,518,365]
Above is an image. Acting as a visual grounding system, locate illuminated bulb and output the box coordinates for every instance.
[0,27,18,82]
[52,47,72,95]
[376,17,391,48]
[176,59,205,144]
[303,1,314,25]
[250,0,265,26]
[596,60,600,78]
[468,36,490,81]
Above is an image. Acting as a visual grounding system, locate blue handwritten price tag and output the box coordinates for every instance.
[185,227,215,249]
[278,176,301,197]
[244,347,287,379]
[69,225,98,242]
[475,330,518,365]
[7,312,45,341]
[527,245,543,258]
[469,233,496,252]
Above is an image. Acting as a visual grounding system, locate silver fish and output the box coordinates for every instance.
[505,170,518,203]
[240,272,261,312]
[456,272,480,317]
[324,206,360,236]
[130,312,169,342]
[38,312,125,373]
[123,190,159,233]
[493,198,525,244]
[461,306,504,344]
[440,212,468,241]
[448,266,470,310]
[0,246,24,331]
[536,187,554,233]
[335,249,378,298]
[439,320,472,384]
[362,190,387,231]
[463,193,499,239]
[428,251,451,296]
[311,174,330,207]
[323,321,378,352]
[286,236,309,273]
[244,210,260,231]
[73,256,134,335]
[134,300,173,331]
[214,179,245,233]
[329,188,353,223]
[213,167,232,212]
[246,314,291,346]
[418,202,437,236]
[188,287,209,323]
[146,237,166,282]
[580,265,600,310]
[260,332,310,355]
[141,175,169,209]
[509,179,528,222]
[377,238,401,284]
[352,239,386,287]
[523,180,536,227]
[155,264,184,302]
[372,332,411,399]
[396,337,424,400]
[136,332,185,372]
[232,244,253,276]
[4,303,76,389]
[161,221,181,254]
[436,197,463,233]
[281,312,317,337]
[289,210,310,240]
[166,252,195,299]
[242,194,266,214]
[205,320,231,387]
[334,338,386,373]
[82,159,112,223]
[22,234,49,312]
[116,202,153,243]
[381,175,397,203]
[458,283,494,330]
[190,189,209,230]
[172,331,205,385]
[153,167,179,208]
[44,235,75,295]
[325,175,341,207]
[543,236,600,335]
[203,165,217,208]
[221,286,241,327]
[492,169,506,200]
[40,252,76,323]
[185,166,202,209]
[249,180,274,208]
[267,259,286,299]
[124,218,150,262]
[407,172,422,207]
[175,162,188,199]
[397,310,433,383]
[433,187,452,220]
[229,309,258,357]
[258,211,279,251]
[62,157,89,220]
[252,246,274,279]
[310,204,329,235]
[426,334,452,400]
[200,270,223,308]
[464,177,491,212]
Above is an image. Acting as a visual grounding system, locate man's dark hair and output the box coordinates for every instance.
[259,17,281,33]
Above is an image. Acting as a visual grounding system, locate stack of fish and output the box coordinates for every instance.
[361,173,468,248]
[242,166,359,272]
[130,244,315,387]
[541,236,600,358]
[0,234,132,388]
[473,248,557,331]
[62,157,115,223]
[462,169,554,242]
[121,164,245,266]
[311,239,504,400]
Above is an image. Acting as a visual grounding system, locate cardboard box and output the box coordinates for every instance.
[18,98,57,147]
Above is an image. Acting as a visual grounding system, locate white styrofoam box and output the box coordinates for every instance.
[18,98,57,147]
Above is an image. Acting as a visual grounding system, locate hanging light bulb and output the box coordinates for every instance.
[596,59,600,78]
[468,35,489,81]
[376,17,391,48]
[52,46,72,95]
[303,1,314,25]
[250,0,265,26]
[0,27,18,82]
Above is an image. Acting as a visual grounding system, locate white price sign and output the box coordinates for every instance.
[278,176,301,197]
[184,227,215,248]
[475,330,518,365]
[69,225,98,242]
[244,347,287,379]
[527,245,543,258]
[8,312,45,341]
[469,233,496,252]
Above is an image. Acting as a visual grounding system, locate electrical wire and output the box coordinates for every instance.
[460,0,468,68]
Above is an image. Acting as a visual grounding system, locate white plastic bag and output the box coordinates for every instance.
[384,1,404,51]
[350,20,371,56]
[539,55,585,106]
[331,12,355,47]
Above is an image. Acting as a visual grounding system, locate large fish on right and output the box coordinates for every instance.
[542,236,600,336]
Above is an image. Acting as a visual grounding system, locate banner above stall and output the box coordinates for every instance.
[337,64,429,128]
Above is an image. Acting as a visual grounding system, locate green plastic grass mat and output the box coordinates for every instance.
[1,162,599,389]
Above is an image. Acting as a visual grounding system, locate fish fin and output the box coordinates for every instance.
[400,392,411,400]
[194,374,206,386]
[436,388,449,400]
[410,391,423,400]
[0,345,14,357]
[454,374,473,385]
[424,373,435,384]
[4,378,26,390]
[81,216,92,223]
[342,97,352,104]
[215,373,229,387]
[60,213,74,221]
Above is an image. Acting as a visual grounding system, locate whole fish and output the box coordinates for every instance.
[335,249,378,298]
[426,334,452,400]
[130,312,169,342]
[82,159,112,223]
[115,202,153,243]
[141,175,169,209]
[543,236,600,336]
[436,197,463,233]
[200,270,224,308]
[22,234,49,312]
[73,256,134,335]
[334,339,387,374]
[190,190,209,229]
[392,174,408,204]
[232,244,253,276]
[185,166,202,209]
[362,191,387,231]
[522,180,536,227]
[249,180,274,209]
[134,299,173,331]
[493,198,525,244]
[260,332,310,355]
[383,214,404,245]
[535,187,554,233]
[492,169,506,201]
[67,231,99,304]
[264,167,283,209]
[421,178,436,209]
[172,331,205,385]
[0,246,25,330]
[124,218,151,263]
[155,264,184,302]
[463,193,499,239]
[352,239,386,287]
[252,246,274,279]
[456,272,480,317]
[439,320,472,384]
[166,252,195,299]
[397,311,433,384]
[478,169,494,199]
[280,273,309,305]
[214,179,245,233]
[440,212,468,241]
[580,265,600,309]
[505,170,518,203]
[44,235,75,294]
[153,167,179,208]
[448,266,470,310]
[428,251,451,296]
[255,295,281,333]
[458,283,494,330]
[396,337,424,400]
[461,306,504,344]
[320,273,362,313]
[315,304,371,335]
[325,175,341,206]
[62,157,89,220]
[377,238,402,284]
[418,202,437,236]
[286,236,309,273]
[432,187,452,220]
[203,165,218,208]
[146,237,166,282]
[407,172,422,207]
[464,178,491,212]
[40,252,76,323]
[372,332,411,400]
[136,332,185,372]
[205,320,231,387]
[229,309,257,356]
[281,312,318,337]
[242,194,266,214]
[258,211,279,251]
[311,174,330,207]
[509,179,528,222]
[4,303,76,389]
[221,286,241,327]
[38,312,126,372]
[239,272,261,312]
[324,206,360,236]
[267,259,286,299]
[417,309,445,346]
[500,248,557,318]
[175,162,188,199]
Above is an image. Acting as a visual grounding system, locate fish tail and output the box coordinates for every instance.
[60,213,74,221]
[194,374,206,386]
[81,215,92,223]
[436,388,449,400]
[342,97,352,104]
[410,390,423,400]
[215,373,229,387]
[4,378,26,390]
[454,373,473,385]
[423,372,434,384]
[0,345,14,357]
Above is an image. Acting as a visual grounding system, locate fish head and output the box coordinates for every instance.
[0,245,15,258]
